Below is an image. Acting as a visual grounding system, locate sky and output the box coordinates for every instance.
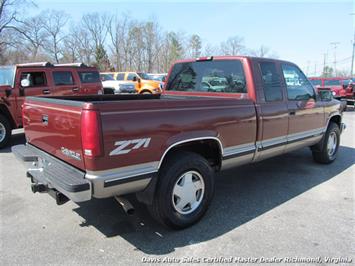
[32,0,354,76]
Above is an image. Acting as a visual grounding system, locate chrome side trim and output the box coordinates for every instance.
[158,137,224,168]
[261,135,288,149]
[223,142,256,157]
[85,161,159,182]
[287,127,325,142]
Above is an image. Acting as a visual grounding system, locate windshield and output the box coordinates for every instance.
[0,66,15,86]
[310,79,322,86]
[100,73,114,81]
[324,79,341,86]
[166,60,247,94]
[137,72,151,80]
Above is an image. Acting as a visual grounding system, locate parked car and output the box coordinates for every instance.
[308,77,349,100]
[108,71,162,94]
[147,73,167,90]
[0,62,103,148]
[341,78,355,105]
[13,56,345,229]
[100,73,136,94]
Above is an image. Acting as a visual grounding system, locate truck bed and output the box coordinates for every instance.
[23,94,257,174]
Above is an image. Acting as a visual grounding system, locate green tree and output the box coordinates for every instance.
[189,34,202,58]
[95,44,111,71]
[322,66,334,78]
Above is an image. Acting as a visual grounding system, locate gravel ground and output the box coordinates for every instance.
[0,111,354,265]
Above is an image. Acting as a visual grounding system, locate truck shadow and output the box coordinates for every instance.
[74,145,355,255]
[0,131,26,153]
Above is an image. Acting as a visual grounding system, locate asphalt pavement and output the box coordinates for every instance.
[1,111,354,265]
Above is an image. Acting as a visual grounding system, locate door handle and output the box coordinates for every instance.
[42,89,50,94]
[72,88,79,92]
[289,111,296,115]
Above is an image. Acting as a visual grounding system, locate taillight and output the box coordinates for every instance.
[81,110,102,158]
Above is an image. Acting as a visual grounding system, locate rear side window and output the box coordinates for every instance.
[281,64,315,101]
[166,60,247,94]
[78,71,100,83]
[53,71,74,85]
[116,73,125,80]
[20,72,47,87]
[259,62,283,102]
[324,79,341,86]
[310,79,322,86]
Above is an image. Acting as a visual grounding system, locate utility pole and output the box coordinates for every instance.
[314,63,317,76]
[350,13,355,76]
[306,60,310,76]
[323,53,327,76]
[330,42,340,76]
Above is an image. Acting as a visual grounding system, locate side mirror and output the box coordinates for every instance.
[318,90,333,101]
[132,76,137,82]
[21,79,30,88]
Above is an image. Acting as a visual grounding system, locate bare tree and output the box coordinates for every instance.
[82,12,110,49]
[42,10,69,63]
[220,36,245,55]
[15,15,47,60]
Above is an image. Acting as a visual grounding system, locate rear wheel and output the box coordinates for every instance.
[312,122,340,164]
[149,152,215,229]
[0,114,11,148]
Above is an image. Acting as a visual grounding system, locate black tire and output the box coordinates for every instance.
[0,114,11,148]
[312,122,340,164]
[149,151,215,229]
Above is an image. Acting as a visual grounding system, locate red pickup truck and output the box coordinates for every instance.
[13,56,345,229]
[0,62,103,148]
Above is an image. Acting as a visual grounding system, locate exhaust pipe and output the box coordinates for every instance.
[114,196,135,215]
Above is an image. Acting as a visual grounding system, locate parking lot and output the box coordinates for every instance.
[0,111,354,265]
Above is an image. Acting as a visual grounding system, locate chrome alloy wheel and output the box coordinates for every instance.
[172,170,205,215]
[0,122,6,143]
[327,132,337,157]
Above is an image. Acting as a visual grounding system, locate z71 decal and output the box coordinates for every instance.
[109,138,151,156]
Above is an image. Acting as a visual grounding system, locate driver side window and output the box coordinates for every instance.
[282,64,315,101]
[20,72,47,87]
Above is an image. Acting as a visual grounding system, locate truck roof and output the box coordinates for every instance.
[173,55,295,65]
[8,62,97,70]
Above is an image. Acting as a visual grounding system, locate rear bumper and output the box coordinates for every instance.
[12,144,91,202]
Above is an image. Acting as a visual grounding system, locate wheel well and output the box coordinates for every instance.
[139,89,152,94]
[161,139,222,171]
[0,105,16,129]
[329,115,341,128]
[103,87,115,95]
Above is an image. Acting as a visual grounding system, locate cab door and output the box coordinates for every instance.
[51,69,80,96]
[281,63,325,151]
[126,72,141,91]
[254,60,289,161]
[14,68,50,123]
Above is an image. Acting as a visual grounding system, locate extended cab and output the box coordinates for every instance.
[13,56,345,229]
[0,62,103,147]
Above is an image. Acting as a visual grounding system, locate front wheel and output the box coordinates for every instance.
[149,152,215,229]
[312,122,340,164]
[0,114,11,148]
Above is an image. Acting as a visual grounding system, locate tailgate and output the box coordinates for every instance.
[23,97,85,170]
